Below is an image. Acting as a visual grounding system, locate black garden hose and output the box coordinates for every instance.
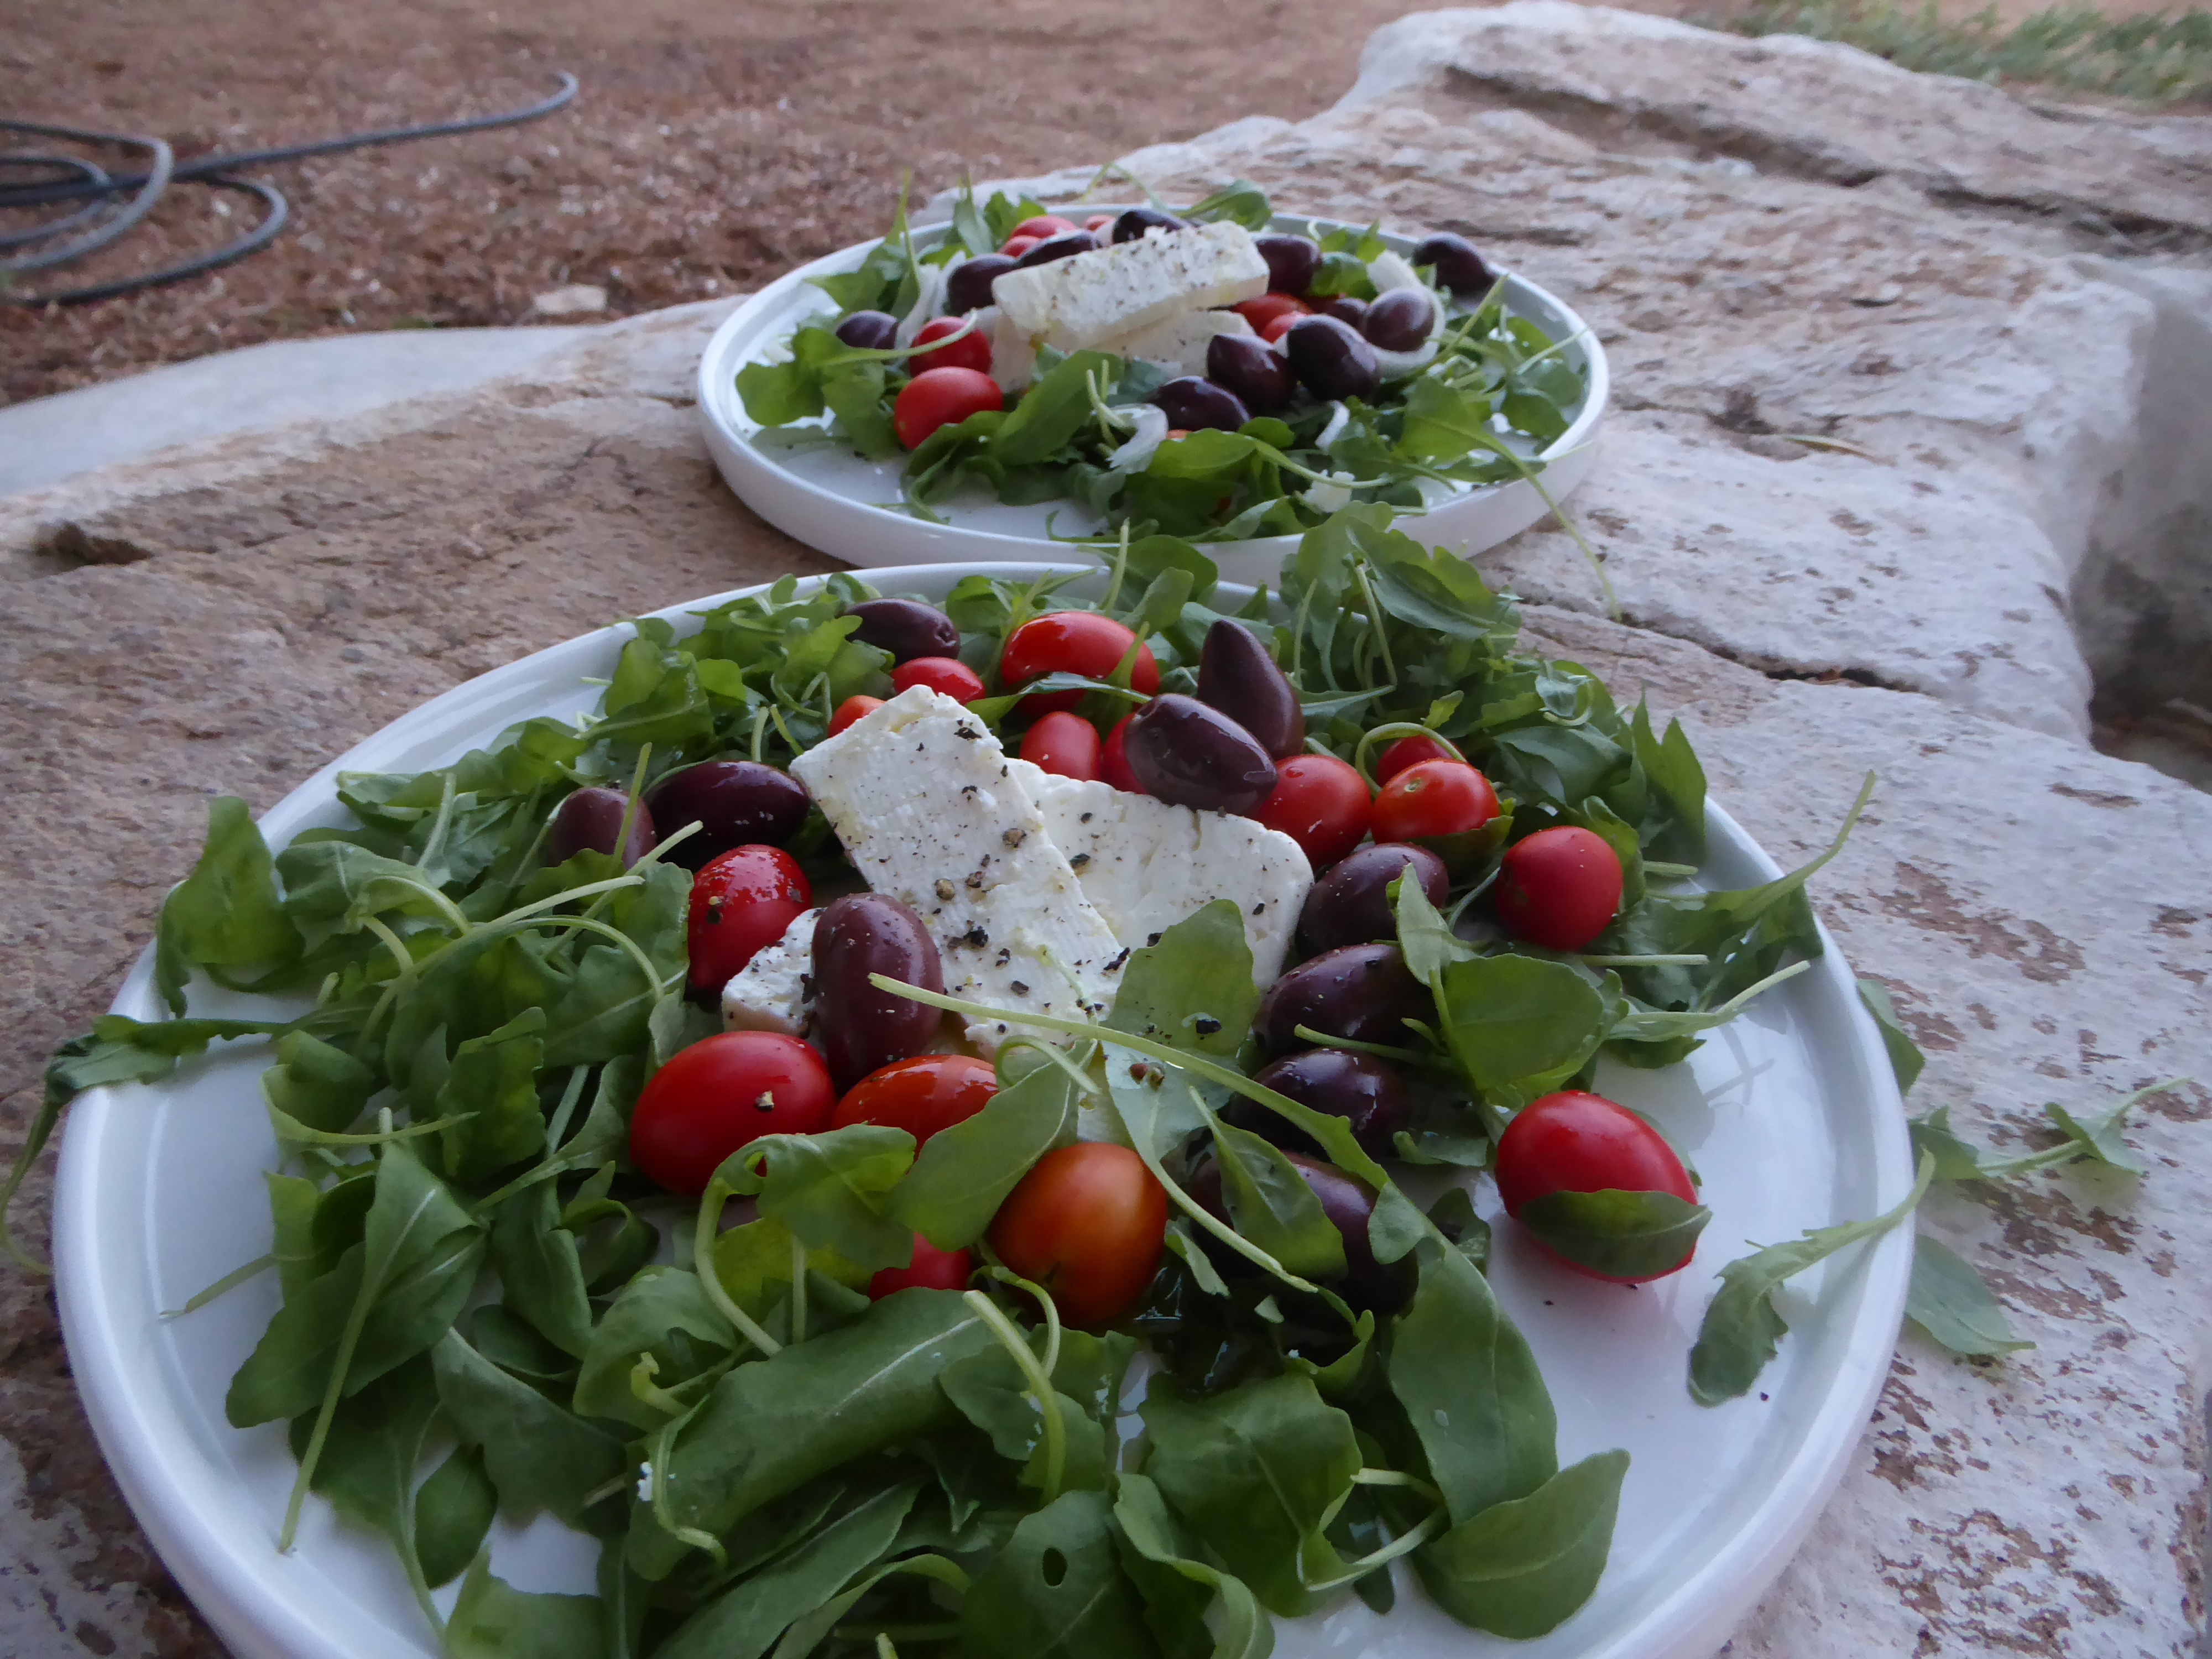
[0,71,577,306]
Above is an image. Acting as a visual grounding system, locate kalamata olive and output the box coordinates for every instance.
[1154,376,1250,434]
[946,254,1015,315]
[1411,232,1496,298]
[1112,206,1187,243]
[1298,842,1449,953]
[811,893,945,1091]
[546,787,656,867]
[1363,287,1438,353]
[1317,295,1368,329]
[835,310,898,352]
[1196,619,1303,760]
[1235,1048,1411,1157]
[844,598,958,664]
[1252,233,1319,296]
[1013,230,1097,269]
[644,761,811,870]
[1282,315,1380,403]
[1204,333,1296,414]
[1256,942,1428,1054]
[1123,693,1278,816]
[1187,1150,1415,1313]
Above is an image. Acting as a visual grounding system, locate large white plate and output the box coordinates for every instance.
[696,213,1609,586]
[55,564,1911,1659]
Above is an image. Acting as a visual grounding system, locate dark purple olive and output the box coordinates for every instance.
[835,310,898,352]
[844,598,958,664]
[1187,1150,1415,1313]
[1253,233,1319,297]
[1013,230,1097,269]
[1204,333,1295,414]
[1112,206,1188,243]
[1317,295,1369,329]
[946,254,1016,315]
[812,894,945,1090]
[643,761,810,870]
[547,787,656,868]
[1237,1048,1411,1157]
[1282,315,1379,403]
[1123,693,1277,816]
[1154,376,1250,434]
[1256,943,1427,1055]
[1196,619,1303,760]
[1411,232,1496,298]
[1298,842,1449,953]
[1363,288,1438,353]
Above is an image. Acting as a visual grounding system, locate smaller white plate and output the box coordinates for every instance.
[696,212,1608,585]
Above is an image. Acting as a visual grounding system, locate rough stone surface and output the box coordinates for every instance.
[3,7,2209,1656]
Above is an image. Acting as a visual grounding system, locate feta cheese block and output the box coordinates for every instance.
[1006,760,1313,988]
[789,687,1126,1053]
[991,222,1269,352]
[975,306,1037,394]
[722,909,819,1039]
[1094,308,1255,375]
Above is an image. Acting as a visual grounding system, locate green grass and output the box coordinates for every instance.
[1703,1,2212,102]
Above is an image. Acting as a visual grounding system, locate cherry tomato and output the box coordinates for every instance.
[988,1143,1166,1325]
[1000,612,1160,716]
[889,655,986,702]
[829,695,883,737]
[629,1032,835,1196]
[1010,215,1077,241]
[1494,827,1624,951]
[1374,734,1454,784]
[1371,759,1499,843]
[1256,754,1371,869]
[909,315,991,377]
[832,1053,998,1144]
[1232,294,1310,334]
[1019,710,1102,780]
[868,1236,973,1300]
[1164,429,1191,441]
[686,846,810,990]
[998,234,1042,259]
[1083,214,1114,234]
[1101,713,1142,793]
[894,366,1002,450]
[1495,1090,1696,1283]
[1260,312,1300,345]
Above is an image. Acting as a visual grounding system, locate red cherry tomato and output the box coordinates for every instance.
[1019,711,1103,780]
[868,1235,973,1300]
[894,366,1002,450]
[1494,826,1624,951]
[889,655,986,702]
[1495,1090,1696,1283]
[988,1143,1166,1325]
[1010,215,1077,241]
[1101,713,1142,793]
[1232,294,1310,333]
[1164,429,1191,441]
[686,846,810,990]
[832,1054,998,1144]
[629,1032,835,1196]
[829,695,883,737]
[1000,612,1160,716]
[1260,312,1300,345]
[909,315,991,377]
[1083,214,1114,234]
[1255,754,1372,869]
[1371,759,1499,843]
[1375,734,1455,784]
[998,234,1042,259]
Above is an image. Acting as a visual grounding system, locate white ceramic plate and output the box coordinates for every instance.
[695,213,1609,587]
[56,565,1910,1659]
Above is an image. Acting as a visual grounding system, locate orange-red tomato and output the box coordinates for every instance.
[831,1054,998,1144]
[1000,612,1160,716]
[1495,827,1624,951]
[908,315,991,377]
[1255,754,1372,869]
[1370,759,1499,843]
[1018,710,1103,781]
[893,366,1001,450]
[868,1236,973,1300]
[1100,713,1142,793]
[1083,214,1114,234]
[1260,312,1300,345]
[1232,294,1310,334]
[686,846,810,989]
[629,1032,835,1196]
[1009,215,1077,241]
[829,695,883,736]
[1374,734,1455,784]
[998,233,1042,259]
[1495,1090,1696,1283]
[889,656,987,702]
[988,1143,1167,1326]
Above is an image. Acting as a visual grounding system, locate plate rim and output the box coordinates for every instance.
[54,562,1912,1659]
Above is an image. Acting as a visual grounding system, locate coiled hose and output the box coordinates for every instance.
[0,71,578,306]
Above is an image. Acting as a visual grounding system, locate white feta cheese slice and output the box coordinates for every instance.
[721,909,818,1040]
[992,222,1269,352]
[976,306,1036,394]
[1094,308,1255,375]
[789,688,1125,1054]
[1006,760,1313,988]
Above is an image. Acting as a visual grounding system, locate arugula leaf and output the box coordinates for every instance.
[436,1010,549,1185]
[153,796,304,1012]
[1513,1189,1709,1281]
[1182,180,1273,229]
[1209,1120,1348,1280]
[1104,900,1259,1062]
[963,1489,1162,1658]
[261,1031,377,1136]
[1434,954,1608,1108]
[1856,979,1926,1094]
[714,1125,917,1272]
[1413,1449,1629,1639]
[492,1182,593,1358]
[446,1553,605,1659]
[891,1061,1072,1249]
[993,350,1119,466]
[575,1266,735,1431]
[414,1443,498,1590]
[941,1342,1110,1496]
[1395,376,1494,468]
[1113,1472,1274,1659]
[1906,1236,2033,1357]
[433,1329,628,1529]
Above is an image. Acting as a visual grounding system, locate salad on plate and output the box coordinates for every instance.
[39,511,1901,1659]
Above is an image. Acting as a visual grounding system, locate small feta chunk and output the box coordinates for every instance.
[992,222,1269,352]
[790,688,1125,1053]
[976,306,1036,394]
[1008,761,1313,987]
[1094,308,1255,375]
[722,909,818,1039]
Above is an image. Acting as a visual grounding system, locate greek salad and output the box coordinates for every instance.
[734,180,1590,541]
[41,512,1907,1659]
